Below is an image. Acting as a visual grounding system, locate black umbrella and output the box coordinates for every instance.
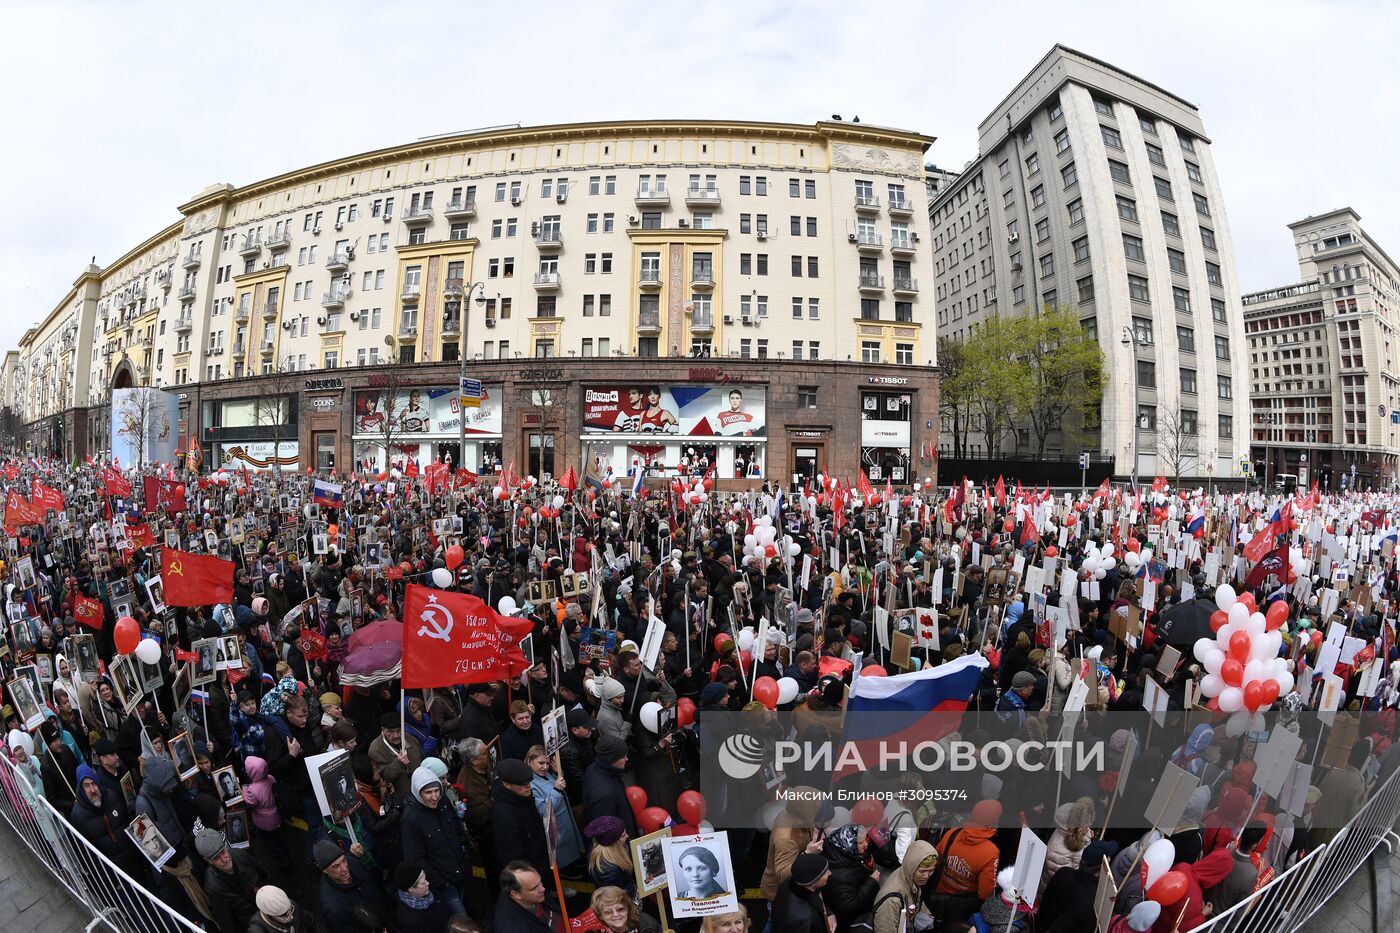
[1155,596,1218,647]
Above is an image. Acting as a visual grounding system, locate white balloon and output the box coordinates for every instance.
[1142,839,1176,890]
[1086,645,1104,662]
[1203,649,1225,677]
[787,542,801,557]
[1124,553,1141,570]
[1250,632,1279,662]
[776,677,800,704]
[498,596,518,615]
[431,567,453,588]
[1228,603,1250,627]
[1101,556,1117,572]
[1246,612,1266,636]
[1094,569,1106,581]
[1248,712,1268,732]
[553,494,565,509]
[737,628,757,652]
[134,638,162,666]
[1216,584,1237,611]
[1219,686,1245,713]
[1200,672,1225,697]
[639,701,663,734]
[1243,659,1266,685]
[1274,671,1295,695]
[1192,637,1216,663]
[1082,555,1101,573]
[743,534,757,549]
[1224,710,1251,738]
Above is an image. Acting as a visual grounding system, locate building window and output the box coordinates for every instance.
[1073,237,1090,263]
[1177,326,1194,352]
[1173,287,1191,313]
[1153,176,1173,201]
[1139,115,1157,136]
[1180,409,1198,434]
[1217,375,1233,399]
[1219,414,1233,438]
[1035,218,1050,242]
[1132,317,1154,346]
[1054,128,1070,153]
[1094,97,1114,116]
[1145,142,1166,166]
[1101,125,1123,149]
[1049,99,1063,122]
[797,385,817,408]
[1200,227,1217,251]
[860,298,880,320]
[1162,212,1181,237]
[999,159,1010,179]
[1215,336,1230,359]
[895,343,914,365]
[1180,368,1197,394]
[1061,162,1078,189]
[1025,152,1040,175]
[1123,234,1145,262]
[1206,262,1222,286]
[1039,253,1054,278]
[861,341,882,363]
[1211,298,1227,323]
[1193,192,1211,216]
[1126,275,1149,302]
[1185,161,1203,183]
[1109,160,1131,184]
[1031,185,1045,209]
[1067,198,1084,224]
[1077,275,1095,303]
[1138,405,1156,431]
[1168,249,1187,274]
[1117,196,1138,223]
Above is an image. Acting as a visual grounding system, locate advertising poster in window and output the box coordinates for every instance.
[111,388,180,468]
[582,385,766,437]
[353,387,501,437]
[217,441,300,471]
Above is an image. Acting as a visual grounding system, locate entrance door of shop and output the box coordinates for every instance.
[793,445,822,485]
[313,432,337,472]
[527,432,556,479]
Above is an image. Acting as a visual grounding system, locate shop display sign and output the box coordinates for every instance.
[352,387,501,437]
[582,385,766,437]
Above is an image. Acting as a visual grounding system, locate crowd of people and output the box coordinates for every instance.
[0,457,1397,933]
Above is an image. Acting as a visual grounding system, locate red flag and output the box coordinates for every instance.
[161,547,235,607]
[425,462,449,493]
[72,593,105,630]
[1020,513,1039,546]
[1244,546,1293,589]
[560,465,579,493]
[857,469,876,505]
[402,585,515,688]
[174,648,199,665]
[144,477,187,514]
[103,466,132,498]
[296,629,328,661]
[1243,523,1275,564]
[31,479,65,512]
[454,467,477,489]
[994,476,1006,507]
[405,458,420,479]
[1152,476,1168,494]
[3,489,42,532]
[1092,478,1111,503]
[126,522,156,549]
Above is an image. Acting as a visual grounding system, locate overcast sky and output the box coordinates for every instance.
[3,0,1395,353]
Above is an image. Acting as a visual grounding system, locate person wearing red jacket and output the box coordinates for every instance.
[932,798,1003,927]
[1150,848,1233,932]
[1202,784,1251,855]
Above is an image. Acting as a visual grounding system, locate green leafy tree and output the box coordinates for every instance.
[959,315,1029,458]
[936,336,969,460]
[1018,305,1106,459]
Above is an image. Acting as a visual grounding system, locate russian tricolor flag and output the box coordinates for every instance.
[1186,504,1206,537]
[313,479,344,509]
[190,689,209,707]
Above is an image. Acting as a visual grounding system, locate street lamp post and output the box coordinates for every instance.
[456,282,491,472]
[1121,325,1141,491]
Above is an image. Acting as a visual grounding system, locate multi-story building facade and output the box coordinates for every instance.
[12,119,939,485]
[930,45,1250,481]
[1242,208,1400,490]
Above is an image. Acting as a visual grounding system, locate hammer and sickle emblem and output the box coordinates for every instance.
[417,601,454,642]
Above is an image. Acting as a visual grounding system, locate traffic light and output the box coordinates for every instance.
[1078,452,1090,471]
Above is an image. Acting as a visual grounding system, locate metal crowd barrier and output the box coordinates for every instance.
[0,753,201,933]
[1197,761,1400,933]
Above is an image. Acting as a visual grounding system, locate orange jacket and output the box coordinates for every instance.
[934,824,1000,900]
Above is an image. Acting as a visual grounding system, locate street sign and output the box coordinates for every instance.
[1239,459,1251,477]
[459,377,482,409]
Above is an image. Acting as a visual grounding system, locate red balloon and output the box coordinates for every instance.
[851,797,885,827]
[739,649,753,672]
[677,790,708,825]
[1044,546,1059,558]
[714,634,734,653]
[626,786,648,818]
[1221,658,1244,688]
[1236,592,1257,615]
[1259,679,1280,707]
[1125,539,1141,553]
[753,676,779,710]
[1310,630,1324,648]
[445,544,465,570]
[676,697,696,728]
[1243,680,1265,713]
[1209,610,1229,633]
[638,806,670,834]
[1265,601,1289,632]
[114,616,141,656]
[1147,870,1189,906]
[861,665,888,678]
[1228,630,1252,662]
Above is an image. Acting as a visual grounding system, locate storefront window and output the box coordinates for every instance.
[315,432,336,471]
[860,391,912,483]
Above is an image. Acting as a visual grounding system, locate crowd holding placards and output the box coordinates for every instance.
[1,457,1398,933]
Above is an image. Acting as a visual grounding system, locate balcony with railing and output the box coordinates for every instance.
[691,265,715,289]
[689,311,715,334]
[321,288,351,309]
[443,277,464,299]
[265,230,292,251]
[181,252,201,269]
[890,234,917,256]
[398,321,419,340]
[638,268,662,289]
[178,285,197,302]
[443,197,477,220]
[234,307,250,324]
[260,340,275,355]
[232,340,246,358]
[887,196,913,216]
[636,309,661,334]
[325,251,351,273]
[533,271,561,290]
[262,300,279,321]
[892,276,919,295]
[401,206,433,226]
[533,227,563,250]
[238,237,262,258]
[442,315,461,337]
[401,283,422,303]
[174,315,193,332]
[635,183,670,206]
[685,185,721,206]
[855,194,881,213]
[855,231,884,252]
[858,273,886,292]
[1241,279,1322,307]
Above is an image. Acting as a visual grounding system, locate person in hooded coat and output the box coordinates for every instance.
[821,823,880,933]
[872,839,937,933]
[70,764,145,880]
[594,676,632,748]
[135,753,214,925]
[759,787,823,901]
[399,765,469,916]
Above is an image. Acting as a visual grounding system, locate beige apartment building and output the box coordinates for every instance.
[13,119,939,484]
[1243,208,1400,490]
[930,46,1251,483]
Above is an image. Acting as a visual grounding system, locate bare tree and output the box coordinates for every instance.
[252,361,302,476]
[114,388,171,468]
[365,365,419,470]
[1157,403,1199,485]
[523,375,559,479]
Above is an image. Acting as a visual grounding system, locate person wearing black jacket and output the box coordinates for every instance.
[491,759,552,880]
[400,766,469,916]
[582,736,638,838]
[822,825,880,933]
[313,839,392,932]
[196,825,266,933]
[494,862,563,933]
[38,719,79,811]
[457,681,503,743]
[70,764,146,881]
[259,694,324,851]
[559,709,596,807]
[772,852,833,933]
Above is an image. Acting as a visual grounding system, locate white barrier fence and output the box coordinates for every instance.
[1197,761,1400,933]
[0,753,201,933]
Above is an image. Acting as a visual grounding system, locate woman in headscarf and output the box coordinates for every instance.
[399,693,439,757]
[1040,796,1096,899]
[821,823,879,933]
[81,676,124,746]
[52,655,85,727]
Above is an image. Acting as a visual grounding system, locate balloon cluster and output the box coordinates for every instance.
[626,785,709,834]
[114,615,163,664]
[1193,583,1293,733]
[672,477,712,506]
[1079,541,1121,580]
[750,674,802,710]
[740,514,801,565]
[1141,838,1189,911]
